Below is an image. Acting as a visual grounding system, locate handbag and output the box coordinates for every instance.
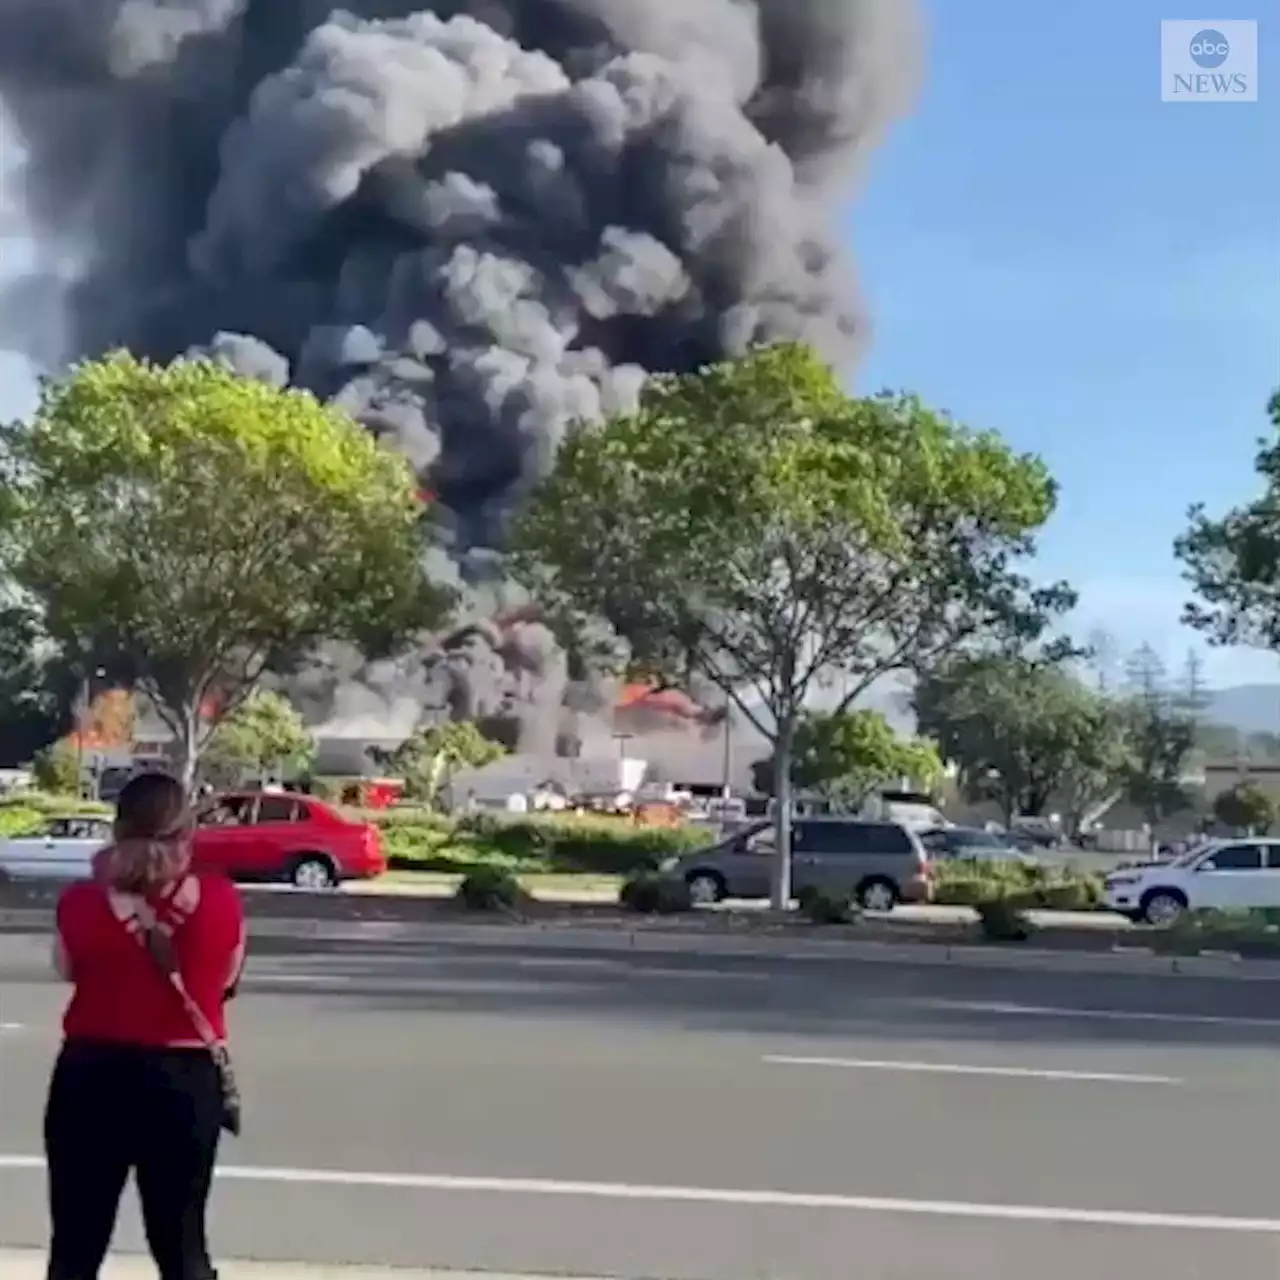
[118,894,243,1136]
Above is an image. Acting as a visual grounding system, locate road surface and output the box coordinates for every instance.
[2,933,1279,1278]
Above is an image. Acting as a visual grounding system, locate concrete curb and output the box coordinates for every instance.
[5,907,1279,981]
[0,1250,590,1278]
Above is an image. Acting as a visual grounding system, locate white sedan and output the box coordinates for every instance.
[0,816,112,881]
[1103,838,1280,924]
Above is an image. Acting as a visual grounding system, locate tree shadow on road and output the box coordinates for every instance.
[241,937,1280,1051]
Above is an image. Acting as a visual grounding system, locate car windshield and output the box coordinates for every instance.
[950,829,1010,848]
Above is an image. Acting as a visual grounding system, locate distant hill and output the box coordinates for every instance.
[1205,685,1280,737]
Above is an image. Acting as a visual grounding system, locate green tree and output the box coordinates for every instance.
[33,737,82,795]
[1178,389,1280,651]
[0,353,454,787]
[0,598,71,765]
[915,651,1131,831]
[371,721,507,804]
[750,710,943,808]
[202,689,316,785]
[1213,781,1274,834]
[1121,644,1197,827]
[513,343,1065,907]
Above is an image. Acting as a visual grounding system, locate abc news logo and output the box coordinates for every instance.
[1162,22,1257,102]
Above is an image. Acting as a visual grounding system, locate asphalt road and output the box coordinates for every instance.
[2,934,1280,1278]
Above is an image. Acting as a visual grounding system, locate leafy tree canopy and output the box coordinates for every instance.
[1178,390,1280,650]
[750,710,943,808]
[33,738,83,795]
[0,598,72,766]
[371,721,507,804]
[0,353,454,783]
[1213,781,1274,834]
[203,689,316,784]
[915,650,1132,829]
[1120,644,1201,825]
[513,342,1066,903]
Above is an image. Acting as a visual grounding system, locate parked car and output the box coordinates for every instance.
[1103,838,1280,924]
[192,792,386,888]
[666,818,932,911]
[918,825,1034,864]
[0,815,114,881]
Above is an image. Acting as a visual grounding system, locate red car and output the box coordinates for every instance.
[192,792,386,889]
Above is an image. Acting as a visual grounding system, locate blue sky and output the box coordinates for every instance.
[1,2,1278,686]
[851,1,1280,684]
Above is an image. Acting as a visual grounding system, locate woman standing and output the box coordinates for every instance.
[46,772,245,1280]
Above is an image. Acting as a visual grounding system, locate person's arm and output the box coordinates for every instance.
[51,890,75,977]
[224,886,247,999]
[51,931,72,981]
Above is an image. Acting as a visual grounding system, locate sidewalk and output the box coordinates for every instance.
[0,1251,607,1278]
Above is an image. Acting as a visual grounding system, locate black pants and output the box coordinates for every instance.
[44,1040,222,1280]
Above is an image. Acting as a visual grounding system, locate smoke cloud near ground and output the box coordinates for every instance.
[0,0,921,759]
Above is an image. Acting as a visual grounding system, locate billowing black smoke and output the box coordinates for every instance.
[0,0,920,757]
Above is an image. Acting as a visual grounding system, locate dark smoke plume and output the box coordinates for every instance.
[0,0,921,754]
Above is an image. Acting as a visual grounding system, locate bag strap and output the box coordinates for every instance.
[110,890,223,1049]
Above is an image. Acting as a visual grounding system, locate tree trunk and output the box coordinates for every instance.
[771,717,794,911]
[1000,789,1016,827]
[174,707,201,793]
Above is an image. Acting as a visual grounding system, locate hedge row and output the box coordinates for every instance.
[367,809,716,877]
[4,790,713,878]
[0,794,111,836]
[929,857,1105,912]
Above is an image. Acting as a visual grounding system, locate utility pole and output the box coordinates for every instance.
[718,688,733,798]
[72,665,106,798]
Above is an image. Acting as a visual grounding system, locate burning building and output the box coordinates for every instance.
[0,0,921,765]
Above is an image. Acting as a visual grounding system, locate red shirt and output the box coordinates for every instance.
[56,871,245,1046]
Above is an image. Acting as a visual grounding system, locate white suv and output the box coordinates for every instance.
[1104,839,1280,924]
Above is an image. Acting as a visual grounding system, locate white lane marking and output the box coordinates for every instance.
[920,999,1280,1029]
[1,1155,1278,1233]
[0,1023,23,1032]
[762,1055,1179,1085]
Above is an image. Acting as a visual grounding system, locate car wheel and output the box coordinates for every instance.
[857,878,898,912]
[685,870,726,905]
[291,856,337,891]
[1139,888,1186,926]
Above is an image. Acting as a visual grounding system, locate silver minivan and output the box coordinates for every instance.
[668,818,932,911]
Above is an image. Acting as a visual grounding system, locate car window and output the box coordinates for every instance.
[1198,844,1263,871]
[256,795,300,824]
[66,818,109,840]
[742,827,776,855]
[1264,845,1280,870]
[798,822,912,855]
[198,797,253,827]
[949,829,1004,848]
[43,819,70,839]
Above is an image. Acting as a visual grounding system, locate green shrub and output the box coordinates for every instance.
[455,866,525,912]
[33,741,81,796]
[932,876,989,907]
[0,794,111,836]
[447,814,712,875]
[1163,910,1280,952]
[800,887,858,925]
[619,871,693,915]
[975,898,1035,942]
[930,858,1100,913]
[1037,880,1093,912]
